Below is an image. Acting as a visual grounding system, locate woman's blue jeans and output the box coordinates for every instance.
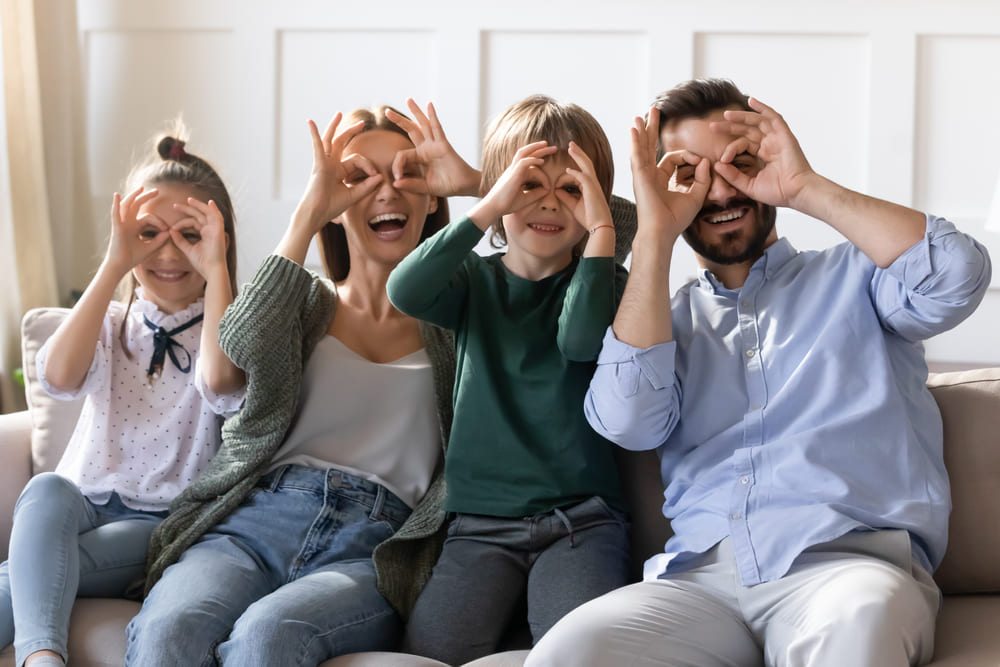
[0,472,166,666]
[125,465,410,667]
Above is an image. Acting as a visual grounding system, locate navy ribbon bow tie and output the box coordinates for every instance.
[142,313,204,383]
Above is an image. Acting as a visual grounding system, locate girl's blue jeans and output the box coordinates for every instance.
[0,472,166,666]
[125,464,410,667]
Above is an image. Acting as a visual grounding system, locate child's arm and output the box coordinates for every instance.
[277,114,384,265]
[43,188,166,393]
[170,198,245,396]
[555,143,621,360]
[387,141,557,325]
[386,99,481,198]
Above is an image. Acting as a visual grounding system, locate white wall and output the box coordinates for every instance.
[75,0,1000,367]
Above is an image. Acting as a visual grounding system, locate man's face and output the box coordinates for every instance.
[661,108,776,266]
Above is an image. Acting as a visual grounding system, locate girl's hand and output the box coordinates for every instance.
[471,141,559,226]
[105,186,169,276]
[293,114,383,234]
[169,197,229,280]
[556,141,612,234]
[386,99,481,197]
[630,109,710,241]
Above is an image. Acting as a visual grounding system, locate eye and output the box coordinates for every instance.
[346,170,368,185]
[733,157,759,174]
[675,165,696,184]
[560,184,582,198]
[139,227,159,240]
[521,180,541,191]
[182,231,202,243]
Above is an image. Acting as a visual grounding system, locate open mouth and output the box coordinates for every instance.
[148,270,189,282]
[527,223,564,234]
[368,213,408,239]
[703,206,751,226]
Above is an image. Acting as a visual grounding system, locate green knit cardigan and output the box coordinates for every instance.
[142,254,456,618]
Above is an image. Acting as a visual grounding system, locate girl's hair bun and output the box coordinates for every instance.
[157,136,187,161]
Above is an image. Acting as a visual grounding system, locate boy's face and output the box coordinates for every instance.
[500,152,589,278]
[661,108,776,266]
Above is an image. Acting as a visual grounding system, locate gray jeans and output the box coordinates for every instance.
[403,495,630,665]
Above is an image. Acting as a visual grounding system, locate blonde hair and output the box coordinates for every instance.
[316,105,450,282]
[479,95,613,247]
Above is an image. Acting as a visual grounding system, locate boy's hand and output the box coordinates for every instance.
[557,141,612,234]
[470,141,559,228]
[387,99,481,198]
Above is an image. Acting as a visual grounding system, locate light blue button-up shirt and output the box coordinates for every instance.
[586,215,991,585]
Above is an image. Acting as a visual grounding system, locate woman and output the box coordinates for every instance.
[124,107,454,666]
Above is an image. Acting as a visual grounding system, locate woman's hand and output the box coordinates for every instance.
[293,114,384,235]
[386,99,481,197]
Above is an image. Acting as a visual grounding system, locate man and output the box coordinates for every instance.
[526,78,991,666]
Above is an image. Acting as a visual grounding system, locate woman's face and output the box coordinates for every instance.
[338,130,437,270]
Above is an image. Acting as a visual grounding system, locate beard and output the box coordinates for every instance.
[682,198,777,266]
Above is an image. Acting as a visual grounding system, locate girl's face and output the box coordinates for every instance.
[337,130,437,271]
[132,182,207,314]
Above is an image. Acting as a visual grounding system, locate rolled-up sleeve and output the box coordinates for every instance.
[584,327,681,451]
[874,214,992,341]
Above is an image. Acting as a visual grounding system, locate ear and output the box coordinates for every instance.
[224,232,231,251]
[427,196,438,215]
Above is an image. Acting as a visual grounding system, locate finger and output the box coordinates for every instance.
[512,140,553,161]
[345,173,384,204]
[168,226,196,255]
[425,101,447,141]
[719,137,759,164]
[404,98,433,137]
[343,152,379,179]
[713,160,750,194]
[307,119,326,164]
[321,113,343,147]
[566,141,597,175]
[688,158,711,199]
[712,120,765,147]
[395,175,431,195]
[330,119,367,157]
[386,105,424,143]
[391,148,421,183]
[658,149,704,170]
[645,108,660,159]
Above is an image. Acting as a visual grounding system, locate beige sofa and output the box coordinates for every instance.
[2,307,999,667]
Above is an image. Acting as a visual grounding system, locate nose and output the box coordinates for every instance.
[375,174,400,201]
[707,168,740,205]
[538,187,560,211]
[154,237,183,260]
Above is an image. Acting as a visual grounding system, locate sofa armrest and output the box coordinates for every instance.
[0,410,33,560]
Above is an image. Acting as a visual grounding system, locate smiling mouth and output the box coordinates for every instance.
[528,223,563,233]
[703,207,750,225]
[148,270,188,282]
[368,213,408,235]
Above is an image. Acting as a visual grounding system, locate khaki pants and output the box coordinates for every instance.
[526,530,940,667]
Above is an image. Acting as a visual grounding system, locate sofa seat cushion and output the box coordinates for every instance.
[927,595,1000,666]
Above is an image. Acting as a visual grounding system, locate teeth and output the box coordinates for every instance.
[529,224,562,232]
[369,213,407,224]
[707,210,744,224]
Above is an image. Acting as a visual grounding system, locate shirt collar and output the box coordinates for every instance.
[696,237,798,293]
[131,287,206,329]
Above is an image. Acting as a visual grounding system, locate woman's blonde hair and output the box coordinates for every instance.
[479,94,613,248]
[316,105,450,282]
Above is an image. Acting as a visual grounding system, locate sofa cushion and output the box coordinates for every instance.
[20,307,82,473]
[928,368,1000,595]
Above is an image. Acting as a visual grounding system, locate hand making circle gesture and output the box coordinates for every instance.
[106,186,169,277]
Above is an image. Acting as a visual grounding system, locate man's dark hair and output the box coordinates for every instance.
[652,78,751,158]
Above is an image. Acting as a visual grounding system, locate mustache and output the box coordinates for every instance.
[698,198,757,217]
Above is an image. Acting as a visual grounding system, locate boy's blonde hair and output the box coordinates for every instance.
[480,95,613,248]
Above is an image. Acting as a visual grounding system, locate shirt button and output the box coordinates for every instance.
[731,513,742,520]
[740,476,750,485]
[745,349,756,358]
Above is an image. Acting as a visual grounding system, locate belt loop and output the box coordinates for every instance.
[267,464,289,491]
[369,484,386,521]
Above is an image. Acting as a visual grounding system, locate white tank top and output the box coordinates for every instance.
[268,335,440,508]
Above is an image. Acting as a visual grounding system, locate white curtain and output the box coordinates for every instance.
[0,0,93,413]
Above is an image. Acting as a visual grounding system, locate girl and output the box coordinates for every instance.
[0,127,244,667]
[387,95,631,664]
[125,107,455,666]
